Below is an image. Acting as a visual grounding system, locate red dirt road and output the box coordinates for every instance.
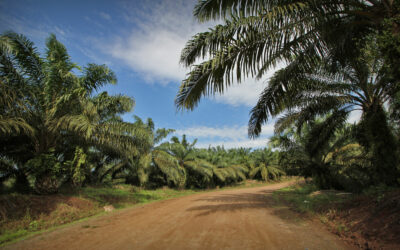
[4,182,355,250]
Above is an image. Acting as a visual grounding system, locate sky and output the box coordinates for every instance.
[0,0,360,148]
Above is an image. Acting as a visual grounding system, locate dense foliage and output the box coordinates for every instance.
[2,1,399,194]
[0,32,286,194]
[176,0,400,191]
[0,32,156,193]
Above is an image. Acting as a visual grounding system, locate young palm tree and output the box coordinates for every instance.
[271,118,372,190]
[248,148,284,182]
[121,116,177,188]
[198,146,249,186]
[157,135,213,188]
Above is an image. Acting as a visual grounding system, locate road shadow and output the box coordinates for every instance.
[187,189,304,224]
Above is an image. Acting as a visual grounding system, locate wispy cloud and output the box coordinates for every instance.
[0,12,48,41]
[107,0,210,84]
[195,139,270,149]
[54,26,66,36]
[174,124,274,149]
[98,11,111,21]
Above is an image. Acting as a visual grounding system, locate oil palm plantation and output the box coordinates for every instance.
[0,32,151,193]
[197,147,248,186]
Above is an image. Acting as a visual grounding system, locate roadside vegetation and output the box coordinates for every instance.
[0,184,201,245]
[273,183,400,249]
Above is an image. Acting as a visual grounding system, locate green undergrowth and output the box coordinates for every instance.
[272,183,351,214]
[272,183,357,235]
[0,179,284,246]
[73,185,199,208]
[273,182,400,247]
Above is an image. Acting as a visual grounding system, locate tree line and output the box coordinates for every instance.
[0,32,283,194]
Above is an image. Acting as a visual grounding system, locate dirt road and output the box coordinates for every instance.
[5,181,354,250]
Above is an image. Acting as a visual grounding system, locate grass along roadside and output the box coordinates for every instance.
[0,186,197,245]
[0,178,292,246]
[272,183,400,249]
[272,183,351,215]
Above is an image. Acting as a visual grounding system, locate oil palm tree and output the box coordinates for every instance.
[248,148,284,182]
[175,2,400,187]
[0,83,33,136]
[0,32,151,193]
[176,0,399,113]
[157,135,213,188]
[271,116,376,191]
[121,116,177,188]
[197,146,248,186]
[248,46,399,185]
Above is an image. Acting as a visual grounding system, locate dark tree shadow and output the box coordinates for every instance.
[187,190,304,224]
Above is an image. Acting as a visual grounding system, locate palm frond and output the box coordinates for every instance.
[153,150,186,188]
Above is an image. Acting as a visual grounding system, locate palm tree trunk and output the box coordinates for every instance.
[14,172,31,193]
[358,103,400,185]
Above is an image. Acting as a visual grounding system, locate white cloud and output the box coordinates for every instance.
[54,26,65,36]
[212,78,267,107]
[110,30,188,84]
[108,0,212,84]
[348,109,362,123]
[196,138,270,149]
[106,0,284,107]
[174,124,275,149]
[176,126,247,140]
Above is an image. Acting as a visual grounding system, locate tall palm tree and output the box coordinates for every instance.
[248,47,399,185]
[176,0,399,128]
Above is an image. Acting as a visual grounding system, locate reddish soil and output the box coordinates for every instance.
[3,181,354,250]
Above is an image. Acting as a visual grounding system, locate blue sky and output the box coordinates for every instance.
[0,0,361,148]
